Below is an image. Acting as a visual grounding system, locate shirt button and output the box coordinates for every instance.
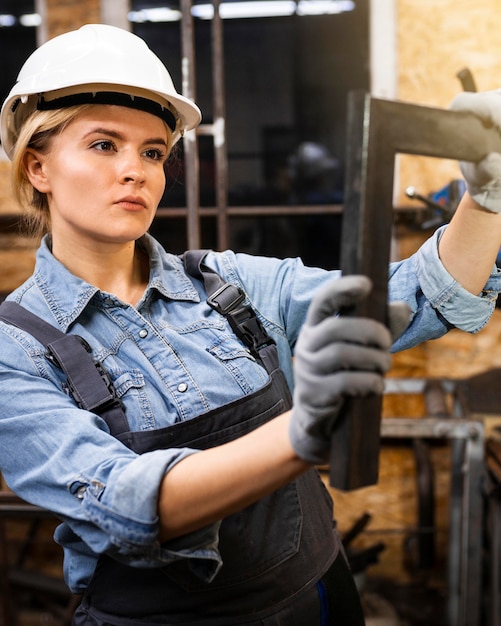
[177,383,188,393]
[76,486,87,499]
[138,329,148,338]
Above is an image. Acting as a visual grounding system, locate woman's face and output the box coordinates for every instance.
[25,105,170,248]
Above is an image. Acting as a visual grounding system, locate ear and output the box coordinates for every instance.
[23,149,51,193]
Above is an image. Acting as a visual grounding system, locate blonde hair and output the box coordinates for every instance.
[11,105,176,240]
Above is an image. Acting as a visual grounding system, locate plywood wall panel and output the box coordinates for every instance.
[43,0,100,39]
[398,0,501,105]
[0,161,20,215]
[395,0,501,204]
[0,249,37,293]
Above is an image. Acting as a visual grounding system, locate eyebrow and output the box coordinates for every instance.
[83,127,168,146]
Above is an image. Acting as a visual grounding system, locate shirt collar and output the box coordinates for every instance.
[33,234,201,332]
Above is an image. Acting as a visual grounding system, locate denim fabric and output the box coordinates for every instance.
[0,227,499,594]
[389,226,501,351]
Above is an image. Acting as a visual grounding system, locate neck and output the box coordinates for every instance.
[51,237,150,306]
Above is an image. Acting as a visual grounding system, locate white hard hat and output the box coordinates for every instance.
[0,23,202,158]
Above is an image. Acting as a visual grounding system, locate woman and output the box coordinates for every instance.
[0,23,500,626]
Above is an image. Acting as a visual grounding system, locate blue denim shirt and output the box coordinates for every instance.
[0,227,499,593]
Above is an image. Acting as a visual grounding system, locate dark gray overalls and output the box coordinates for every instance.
[0,253,365,626]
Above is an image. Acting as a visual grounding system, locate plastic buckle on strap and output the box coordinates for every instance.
[228,307,276,356]
[207,283,245,315]
[93,361,125,413]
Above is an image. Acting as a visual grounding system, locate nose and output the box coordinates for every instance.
[119,151,146,185]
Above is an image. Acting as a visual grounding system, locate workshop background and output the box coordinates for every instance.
[1,0,501,624]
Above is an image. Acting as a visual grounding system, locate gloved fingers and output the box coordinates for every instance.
[305,275,372,326]
[324,342,392,374]
[388,301,412,343]
[460,153,501,185]
[449,90,501,128]
[299,316,393,353]
[459,155,501,213]
[325,369,386,398]
[289,367,385,464]
[295,370,386,407]
[300,341,392,376]
[448,90,501,213]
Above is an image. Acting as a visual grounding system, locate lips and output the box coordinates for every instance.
[115,196,147,210]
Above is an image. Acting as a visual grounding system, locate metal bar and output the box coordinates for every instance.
[414,380,450,571]
[211,0,229,251]
[385,377,457,395]
[451,395,486,626]
[424,379,449,418]
[486,493,501,626]
[155,204,343,218]
[380,417,483,440]
[448,432,466,626]
[460,433,485,626]
[413,438,436,569]
[180,0,201,249]
[328,91,393,490]
[329,91,501,492]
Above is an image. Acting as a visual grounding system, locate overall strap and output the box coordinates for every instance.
[0,301,128,436]
[183,250,278,369]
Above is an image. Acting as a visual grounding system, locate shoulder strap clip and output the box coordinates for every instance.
[206,283,245,315]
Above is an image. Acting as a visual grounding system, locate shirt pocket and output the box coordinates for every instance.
[206,337,268,395]
[106,368,156,431]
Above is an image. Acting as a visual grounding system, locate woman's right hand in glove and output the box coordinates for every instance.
[289,275,409,465]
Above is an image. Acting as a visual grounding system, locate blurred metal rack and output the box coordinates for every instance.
[383,377,486,626]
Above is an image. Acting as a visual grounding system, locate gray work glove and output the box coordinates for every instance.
[450,90,501,213]
[289,275,411,465]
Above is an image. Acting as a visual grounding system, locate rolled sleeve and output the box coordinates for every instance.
[0,336,222,591]
[389,226,501,352]
[72,446,222,578]
[416,227,501,332]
